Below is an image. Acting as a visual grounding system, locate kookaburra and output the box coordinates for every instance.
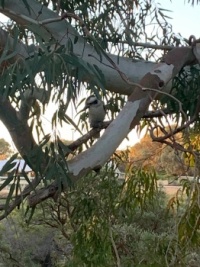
[83,95,106,137]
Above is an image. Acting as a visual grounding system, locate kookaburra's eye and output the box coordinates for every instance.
[92,100,98,105]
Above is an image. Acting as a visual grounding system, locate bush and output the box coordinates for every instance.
[0,167,199,267]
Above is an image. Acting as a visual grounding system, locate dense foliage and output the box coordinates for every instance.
[0,166,199,267]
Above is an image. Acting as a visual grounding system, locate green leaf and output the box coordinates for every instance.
[21,0,31,14]
[0,153,18,175]
[0,169,15,191]
[159,8,172,12]
[58,138,72,155]
[21,170,34,189]
[74,36,79,44]
[0,0,5,8]
[25,206,36,224]
[62,113,83,135]
[5,182,15,213]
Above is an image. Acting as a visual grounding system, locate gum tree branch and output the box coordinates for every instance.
[0,0,161,96]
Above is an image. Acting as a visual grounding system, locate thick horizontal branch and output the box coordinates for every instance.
[142,109,173,118]
[66,109,173,153]
[27,182,58,207]
[0,0,158,96]
[67,121,111,152]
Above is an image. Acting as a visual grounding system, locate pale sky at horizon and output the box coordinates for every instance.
[0,1,199,150]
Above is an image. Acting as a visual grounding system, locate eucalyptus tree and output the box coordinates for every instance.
[0,0,199,236]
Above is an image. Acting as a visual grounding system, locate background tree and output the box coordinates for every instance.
[0,138,12,159]
[128,131,187,176]
[129,135,163,169]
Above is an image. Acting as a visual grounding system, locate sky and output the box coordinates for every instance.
[0,1,199,151]
[161,0,200,37]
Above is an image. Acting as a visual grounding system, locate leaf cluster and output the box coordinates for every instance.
[25,165,169,266]
[0,163,200,266]
[167,66,200,123]
[38,0,180,60]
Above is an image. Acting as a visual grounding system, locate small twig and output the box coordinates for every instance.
[188,35,200,47]
[142,108,173,118]
[66,109,172,154]
[118,40,175,50]
[150,117,195,143]
[142,87,187,122]
[109,219,121,267]
[156,139,189,154]
[60,12,142,90]
[39,15,175,50]
[67,121,111,153]
[0,175,41,218]
[56,0,61,14]
[150,91,200,144]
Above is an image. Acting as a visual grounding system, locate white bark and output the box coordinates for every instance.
[0,0,158,95]
[67,59,186,178]
[69,100,141,176]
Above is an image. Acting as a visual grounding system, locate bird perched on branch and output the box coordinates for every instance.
[83,95,106,138]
